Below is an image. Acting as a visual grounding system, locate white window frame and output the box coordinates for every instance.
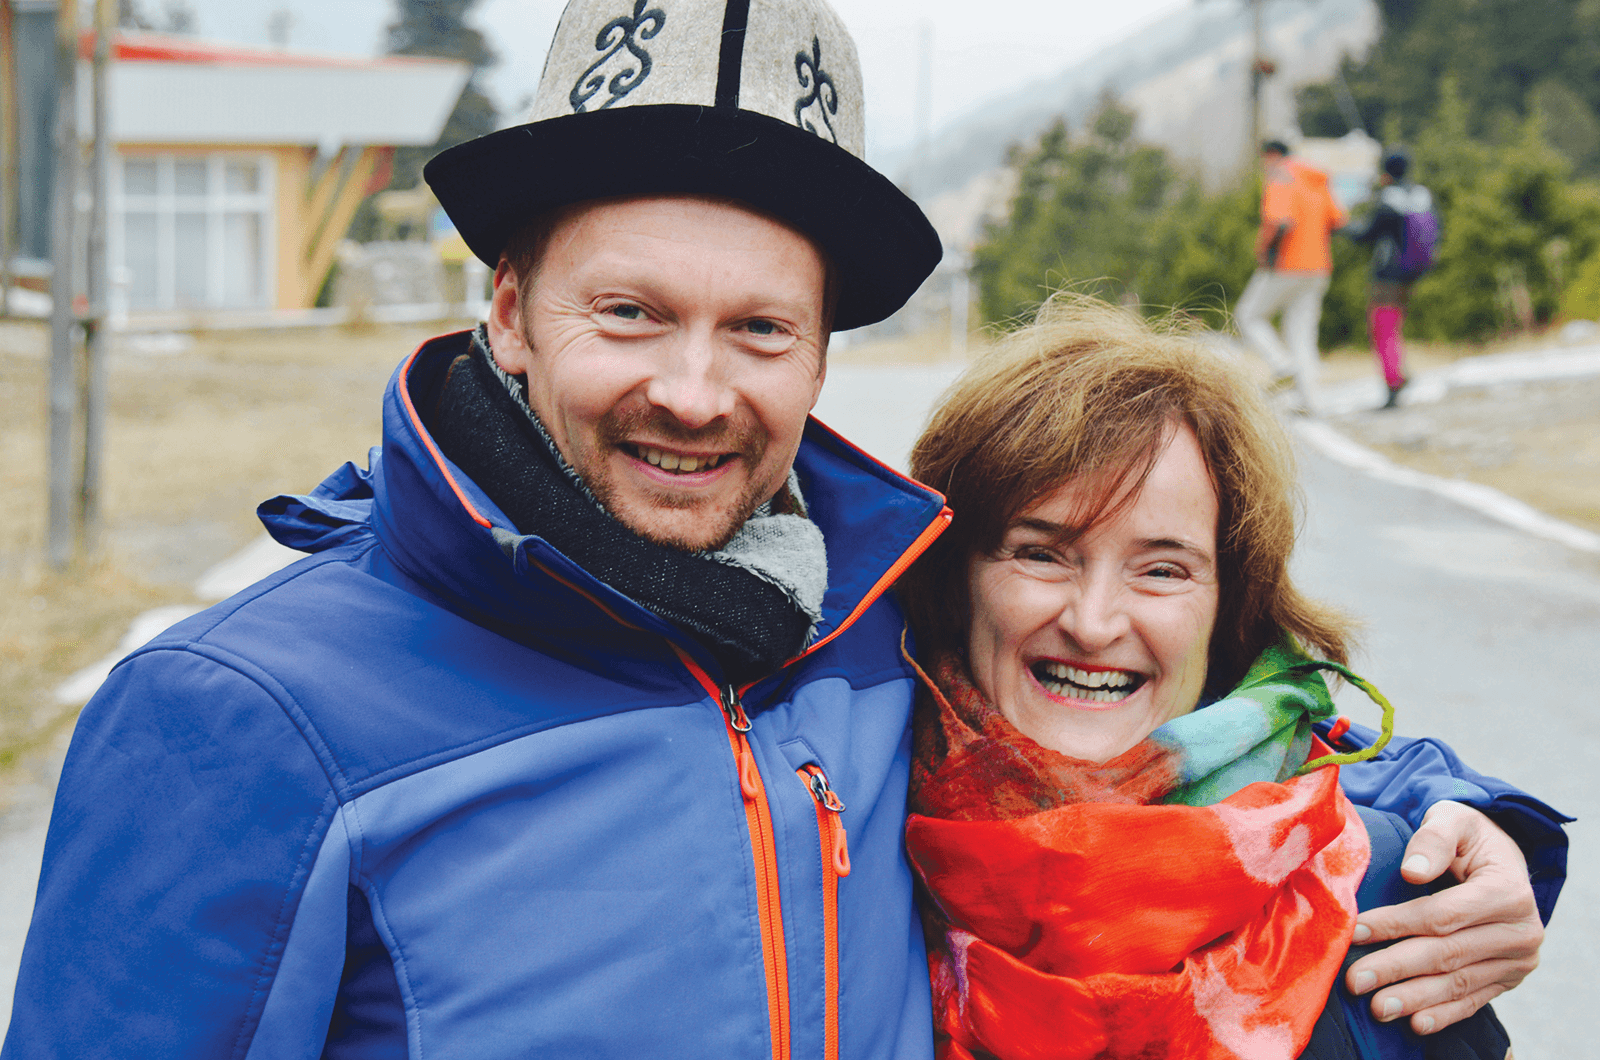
[113,151,278,312]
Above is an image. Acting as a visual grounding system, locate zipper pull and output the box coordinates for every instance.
[801,764,851,877]
[720,683,761,800]
[721,682,752,733]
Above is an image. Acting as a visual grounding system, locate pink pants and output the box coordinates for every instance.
[1369,305,1405,388]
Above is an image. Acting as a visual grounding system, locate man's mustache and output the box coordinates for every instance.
[598,407,766,463]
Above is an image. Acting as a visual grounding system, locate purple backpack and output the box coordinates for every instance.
[1396,188,1438,278]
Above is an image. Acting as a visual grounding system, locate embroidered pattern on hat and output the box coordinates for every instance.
[570,0,667,113]
[793,36,838,142]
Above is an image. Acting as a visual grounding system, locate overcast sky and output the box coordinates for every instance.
[180,0,1193,161]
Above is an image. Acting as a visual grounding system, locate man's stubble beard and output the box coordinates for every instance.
[516,317,778,554]
[589,404,776,553]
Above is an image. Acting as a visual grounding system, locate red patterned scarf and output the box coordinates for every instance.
[906,652,1371,1060]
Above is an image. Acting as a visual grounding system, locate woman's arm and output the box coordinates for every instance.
[1326,720,1571,1035]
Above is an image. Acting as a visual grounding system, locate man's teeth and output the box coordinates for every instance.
[637,446,727,473]
[1035,662,1138,703]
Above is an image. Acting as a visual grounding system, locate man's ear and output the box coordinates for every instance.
[486,259,532,376]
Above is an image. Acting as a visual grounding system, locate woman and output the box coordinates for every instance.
[897,297,1512,1060]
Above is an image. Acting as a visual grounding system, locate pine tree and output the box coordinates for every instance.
[1297,0,1600,176]
[974,98,1177,323]
[385,0,499,191]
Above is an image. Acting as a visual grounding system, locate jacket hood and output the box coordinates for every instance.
[1285,157,1331,189]
[260,330,950,683]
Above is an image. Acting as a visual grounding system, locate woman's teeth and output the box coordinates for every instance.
[636,446,727,474]
[1034,661,1140,703]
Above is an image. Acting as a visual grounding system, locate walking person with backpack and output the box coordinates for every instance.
[1343,149,1439,409]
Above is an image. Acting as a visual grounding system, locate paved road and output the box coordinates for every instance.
[2,361,1590,1054]
[1293,437,1594,1059]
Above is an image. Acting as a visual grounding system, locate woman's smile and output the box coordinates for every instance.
[1029,659,1146,705]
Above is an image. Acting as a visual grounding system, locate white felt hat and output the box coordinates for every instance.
[425,0,942,330]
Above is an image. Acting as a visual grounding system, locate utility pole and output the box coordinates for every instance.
[81,0,111,551]
[1246,0,1276,168]
[47,0,80,569]
[0,0,17,318]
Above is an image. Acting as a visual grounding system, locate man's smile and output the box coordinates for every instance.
[622,442,735,476]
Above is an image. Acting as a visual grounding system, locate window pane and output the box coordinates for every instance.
[174,212,208,306]
[224,161,259,194]
[122,159,158,196]
[223,212,263,307]
[174,160,207,196]
[125,212,159,309]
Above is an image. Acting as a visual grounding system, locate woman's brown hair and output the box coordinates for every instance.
[900,294,1351,696]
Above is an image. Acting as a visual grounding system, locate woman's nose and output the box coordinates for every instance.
[644,330,737,429]
[1057,578,1130,653]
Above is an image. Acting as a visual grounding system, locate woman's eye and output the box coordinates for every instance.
[1015,547,1058,565]
[1144,563,1187,580]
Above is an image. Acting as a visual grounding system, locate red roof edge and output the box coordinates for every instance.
[77,30,460,70]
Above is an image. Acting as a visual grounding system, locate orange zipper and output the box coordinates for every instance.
[798,764,850,1060]
[675,649,791,1060]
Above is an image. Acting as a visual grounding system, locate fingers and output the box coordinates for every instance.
[1347,921,1542,996]
[1406,983,1511,1036]
[1360,959,1530,1033]
[1353,866,1536,945]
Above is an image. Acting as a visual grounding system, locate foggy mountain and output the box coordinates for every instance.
[899,0,1378,245]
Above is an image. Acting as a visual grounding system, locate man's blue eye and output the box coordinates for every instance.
[608,304,645,320]
[745,320,780,336]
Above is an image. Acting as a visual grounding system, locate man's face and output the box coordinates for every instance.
[486,196,829,552]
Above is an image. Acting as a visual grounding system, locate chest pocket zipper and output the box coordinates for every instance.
[797,763,851,1060]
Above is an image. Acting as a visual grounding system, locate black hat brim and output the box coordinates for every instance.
[424,105,942,331]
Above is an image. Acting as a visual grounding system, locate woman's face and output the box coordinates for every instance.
[965,422,1220,763]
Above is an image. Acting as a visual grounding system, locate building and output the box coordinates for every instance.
[4,15,469,319]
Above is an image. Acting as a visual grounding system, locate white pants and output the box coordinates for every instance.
[1235,269,1330,412]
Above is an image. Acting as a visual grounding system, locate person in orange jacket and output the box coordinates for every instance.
[1235,139,1347,414]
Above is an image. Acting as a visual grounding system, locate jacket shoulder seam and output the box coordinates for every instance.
[116,641,355,802]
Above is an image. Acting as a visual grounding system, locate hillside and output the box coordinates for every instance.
[899,0,1377,247]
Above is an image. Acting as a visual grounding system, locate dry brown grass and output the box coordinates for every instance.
[0,318,470,769]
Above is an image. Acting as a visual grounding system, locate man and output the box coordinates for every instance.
[3,3,1563,1057]
[1343,148,1437,408]
[1235,139,1347,415]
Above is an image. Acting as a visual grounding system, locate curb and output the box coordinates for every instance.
[1294,420,1600,555]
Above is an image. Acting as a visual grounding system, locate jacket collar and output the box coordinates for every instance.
[267,330,951,684]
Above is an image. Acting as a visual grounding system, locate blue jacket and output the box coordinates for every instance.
[3,331,1569,1059]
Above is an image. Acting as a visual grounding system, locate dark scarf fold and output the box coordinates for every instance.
[424,339,813,684]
